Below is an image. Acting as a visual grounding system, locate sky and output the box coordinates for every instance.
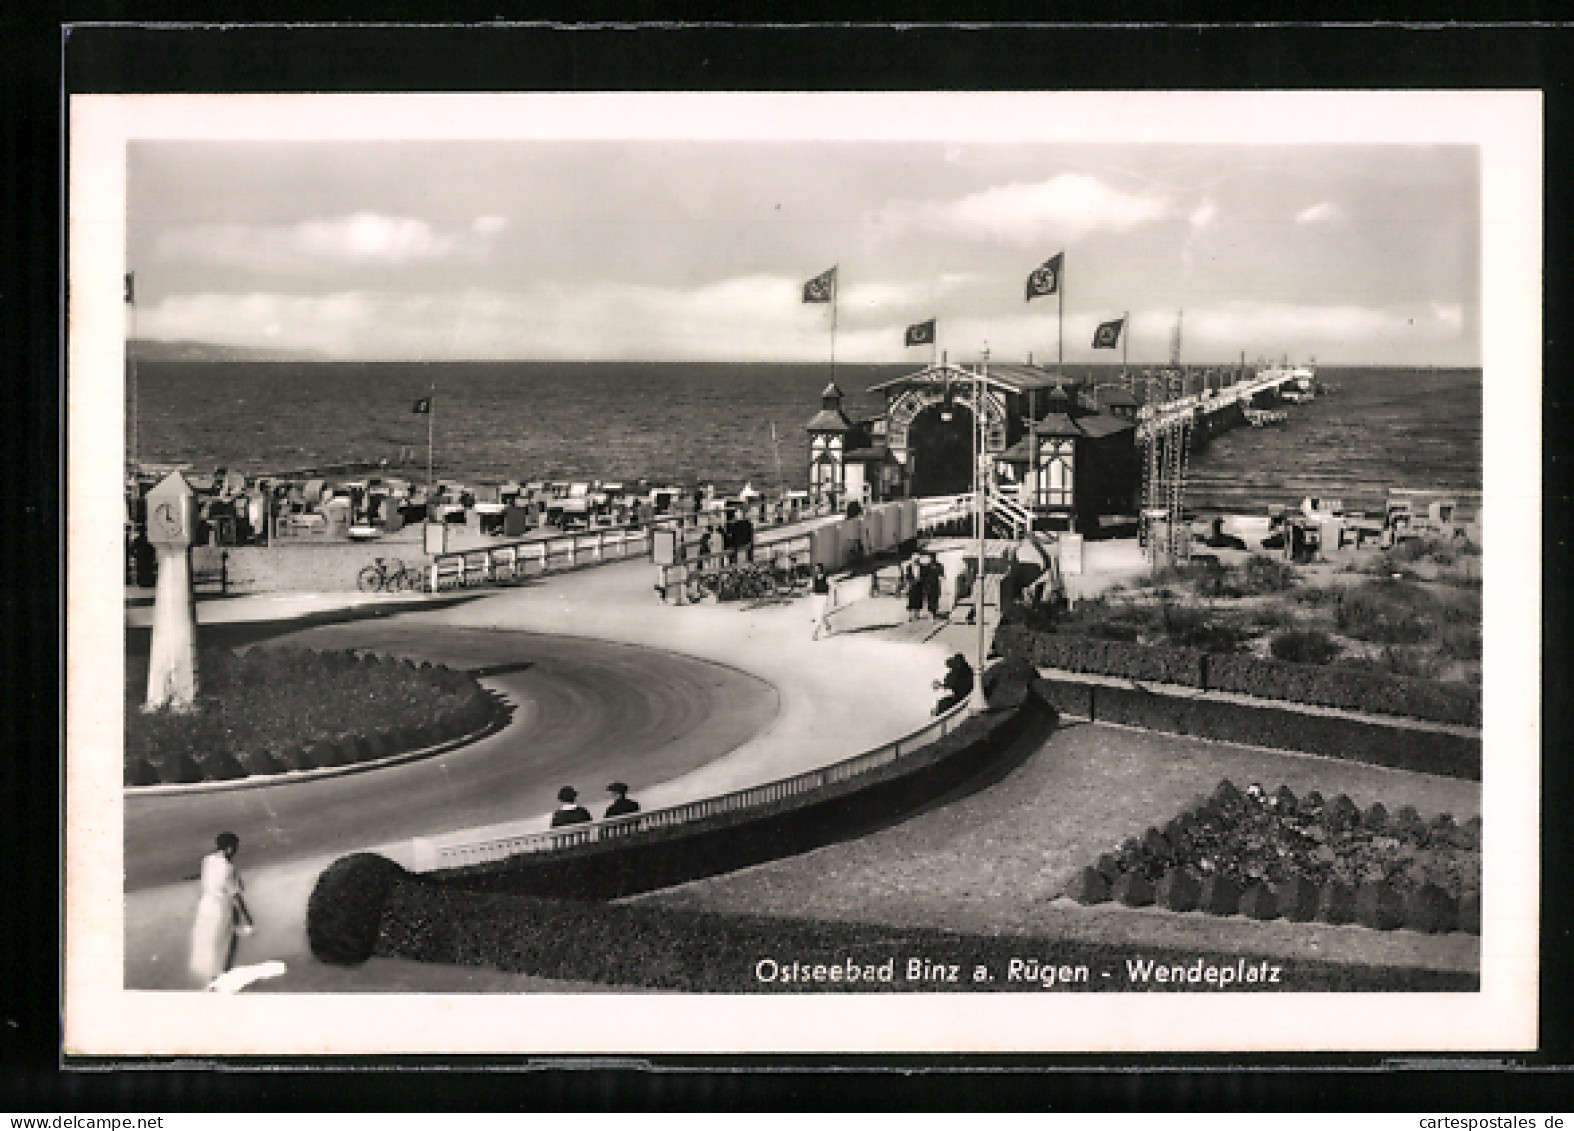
[126,139,1480,366]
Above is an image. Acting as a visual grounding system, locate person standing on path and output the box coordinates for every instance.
[924,557,944,619]
[188,832,252,988]
[810,564,832,640]
[906,560,927,622]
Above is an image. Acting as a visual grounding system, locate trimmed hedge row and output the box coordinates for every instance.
[1069,779,1481,936]
[349,874,1473,991]
[1203,651,1480,728]
[1021,631,1207,688]
[1044,676,1480,780]
[995,623,1481,727]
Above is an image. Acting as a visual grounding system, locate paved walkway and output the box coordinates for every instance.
[124,552,988,990]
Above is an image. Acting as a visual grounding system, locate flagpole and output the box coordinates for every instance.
[126,272,138,470]
[830,266,839,390]
[1058,261,1065,378]
[1122,310,1130,389]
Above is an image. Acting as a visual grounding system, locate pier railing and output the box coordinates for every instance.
[429,496,846,592]
[408,697,974,871]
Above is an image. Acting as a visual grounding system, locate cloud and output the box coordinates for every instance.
[1294,201,1345,227]
[1189,198,1218,231]
[867,173,1171,245]
[153,212,504,274]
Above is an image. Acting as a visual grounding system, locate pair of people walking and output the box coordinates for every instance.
[551,782,641,827]
[905,556,944,621]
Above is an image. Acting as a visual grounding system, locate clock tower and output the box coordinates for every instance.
[142,471,199,711]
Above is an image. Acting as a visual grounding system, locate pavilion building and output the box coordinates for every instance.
[806,361,1140,534]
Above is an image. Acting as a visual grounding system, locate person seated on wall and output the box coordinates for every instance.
[932,652,975,715]
[550,786,592,828]
[605,782,640,819]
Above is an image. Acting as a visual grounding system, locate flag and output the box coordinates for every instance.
[412,397,431,414]
[124,272,135,305]
[1092,317,1125,349]
[1025,253,1063,301]
[904,319,936,348]
[802,266,837,303]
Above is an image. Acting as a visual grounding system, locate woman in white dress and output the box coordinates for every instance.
[188,831,252,987]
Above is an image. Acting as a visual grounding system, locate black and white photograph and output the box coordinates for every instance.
[64,88,1541,1056]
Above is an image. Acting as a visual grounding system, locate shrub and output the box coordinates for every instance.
[1199,874,1240,916]
[306,853,410,965]
[1241,554,1297,594]
[1324,794,1362,833]
[239,747,286,776]
[1067,867,1111,905]
[1156,868,1201,912]
[1160,604,1246,654]
[1316,881,1356,925]
[1405,884,1458,934]
[1270,629,1341,666]
[158,751,202,785]
[1239,883,1279,921]
[1457,891,1482,935]
[1361,802,1389,831]
[1335,581,1436,645]
[1274,876,1320,921]
[1090,853,1120,885]
[1354,882,1406,930]
[1113,871,1155,907]
[125,758,158,787]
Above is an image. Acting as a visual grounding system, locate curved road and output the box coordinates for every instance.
[123,623,778,890]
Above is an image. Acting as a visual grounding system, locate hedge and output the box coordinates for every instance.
[340,873,1475,991]
[1202,651,1480,727]
[1063,679,1480,780]
[995,623,1481,728]
[1003,627,1207,688]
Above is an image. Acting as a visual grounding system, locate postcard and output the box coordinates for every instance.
[65,86,1541,1056]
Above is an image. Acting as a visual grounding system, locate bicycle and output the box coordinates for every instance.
[357,556,418,593]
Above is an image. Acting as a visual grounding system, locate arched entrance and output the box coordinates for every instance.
[907,404,975,497]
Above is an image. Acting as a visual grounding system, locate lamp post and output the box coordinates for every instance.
[970,351,990,712]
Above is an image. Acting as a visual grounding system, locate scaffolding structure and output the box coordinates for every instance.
[1141,411,1193,568]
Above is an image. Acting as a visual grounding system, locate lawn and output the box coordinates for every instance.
[635,719,1480,974]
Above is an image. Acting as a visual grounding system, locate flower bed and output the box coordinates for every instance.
[1067,778,1480,935]
[125,646,501,787]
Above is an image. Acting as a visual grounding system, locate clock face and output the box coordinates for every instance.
[154,501,184,537]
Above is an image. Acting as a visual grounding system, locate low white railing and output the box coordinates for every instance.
[429,525,652,591]
[409,697,975,872]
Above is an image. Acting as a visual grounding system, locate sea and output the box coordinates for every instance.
[127,360,1482,517]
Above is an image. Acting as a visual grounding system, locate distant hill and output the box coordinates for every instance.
[128,339,330,363]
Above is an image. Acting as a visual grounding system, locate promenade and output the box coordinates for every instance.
[123,548,983,991]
